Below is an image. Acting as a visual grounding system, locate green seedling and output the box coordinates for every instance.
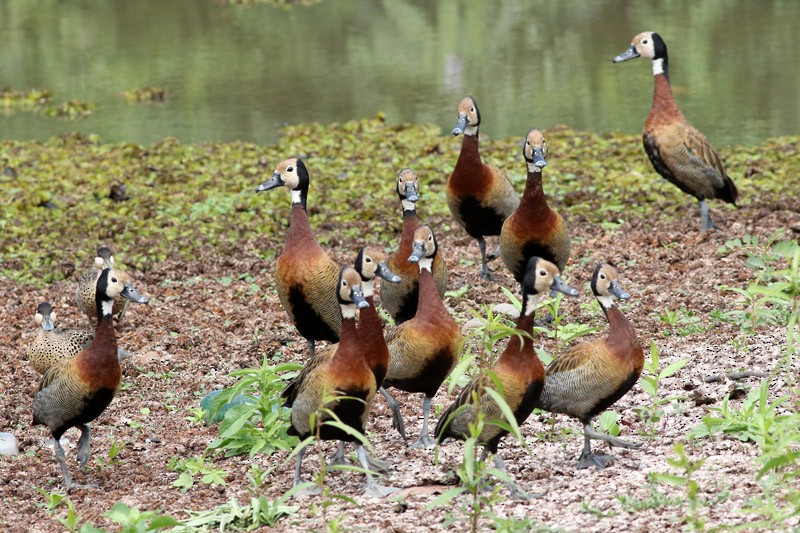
[633,342,689,432]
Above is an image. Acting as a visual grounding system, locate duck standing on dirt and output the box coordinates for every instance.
[436,257,578,498]
[447,96,519,280]
[535,263,644,469]
[613,32,738,231]
[255,158,341,356]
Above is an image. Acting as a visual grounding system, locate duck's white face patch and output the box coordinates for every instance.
[524,293,541,316]
[652,58,665,76]
[341,303,358,319]
[291,189,303,204]
[417,257,433,271]
[361,278,375,298]
[463,124,479,136]
[597,294,615,309]
[401,198,417,211]
[101,299,115,317]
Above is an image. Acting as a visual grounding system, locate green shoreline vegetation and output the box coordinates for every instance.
[2,116,797,286]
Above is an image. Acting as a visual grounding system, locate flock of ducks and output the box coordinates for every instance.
[26,32,738,498]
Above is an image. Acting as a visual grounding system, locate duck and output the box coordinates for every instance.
[27,302,136,375]
[282,266,398,498]
[535,263,644,468]
[294,247,401,472]
[435,257,578,498]
[500,129,571,283]
[613,32,738,232]
[381,168,448,324]
[74,247,143,329]
[32,268,148,491]
[256,158,341,356]
[381,226,463,448]
[447,96,520,280]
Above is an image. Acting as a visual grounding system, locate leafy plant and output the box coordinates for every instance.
[95,438,127,470]
[658,306,708,336]
[431,368,529,531]
[35,488,69,512]
[168,455,227,493]
[104,503,180,533]
[716,234,800,336]
[633,342,689,432]
[616,482,682,512]
[652,443,707,531]
[205,359,301,457]
[597,410,621,437]
[35,490,99,533]
[180,493,299,531]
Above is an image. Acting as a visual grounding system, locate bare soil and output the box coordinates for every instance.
[1,197,798,532]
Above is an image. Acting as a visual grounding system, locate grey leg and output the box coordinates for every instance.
[53,438,74,487]
[379,387,407,441]
[329,440,391,473]
[410,396,436,449]
[577,422,640,469]
[699,199,718,232]
[328,441,347,467]
[293,445,306,486]
[358,446,400,498]
[478,238,497,281]
[292,445,321,497]
[53,437,97,493]
[76,424,91,467]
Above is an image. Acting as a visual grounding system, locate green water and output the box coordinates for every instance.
[1,0,797,146]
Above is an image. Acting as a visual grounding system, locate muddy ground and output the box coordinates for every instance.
[1,180,798,531]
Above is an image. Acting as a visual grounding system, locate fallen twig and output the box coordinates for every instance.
[703,371,767,383]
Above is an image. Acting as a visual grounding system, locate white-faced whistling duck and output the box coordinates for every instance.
[74,247,145,329]
[613,32,738,232]
[536,263,644,469]
[282,267,399,498]
[381,226,463,449]
[500,129,571,283]
[328,247,400,472]
[256,158,341,356]
[435,257,578,499]
[32,268,148,492]
[381,168,448,324]
[447,96,520,280]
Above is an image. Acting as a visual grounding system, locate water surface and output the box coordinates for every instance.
[2,0,797,146]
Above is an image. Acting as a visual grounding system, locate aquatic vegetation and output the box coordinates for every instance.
[0,86,95,119]
[0,119,797,286]
[121,87,170,103]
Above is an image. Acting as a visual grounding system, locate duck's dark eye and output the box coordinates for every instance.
[111,277,118,283]
[642,39,648,45]
[470,107,475,113]
[600,274,606,279]
[287,166,294,172]
[539,270,547,276]
[366,257,372,263]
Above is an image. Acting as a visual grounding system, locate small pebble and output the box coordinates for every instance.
[0,433,20,456]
